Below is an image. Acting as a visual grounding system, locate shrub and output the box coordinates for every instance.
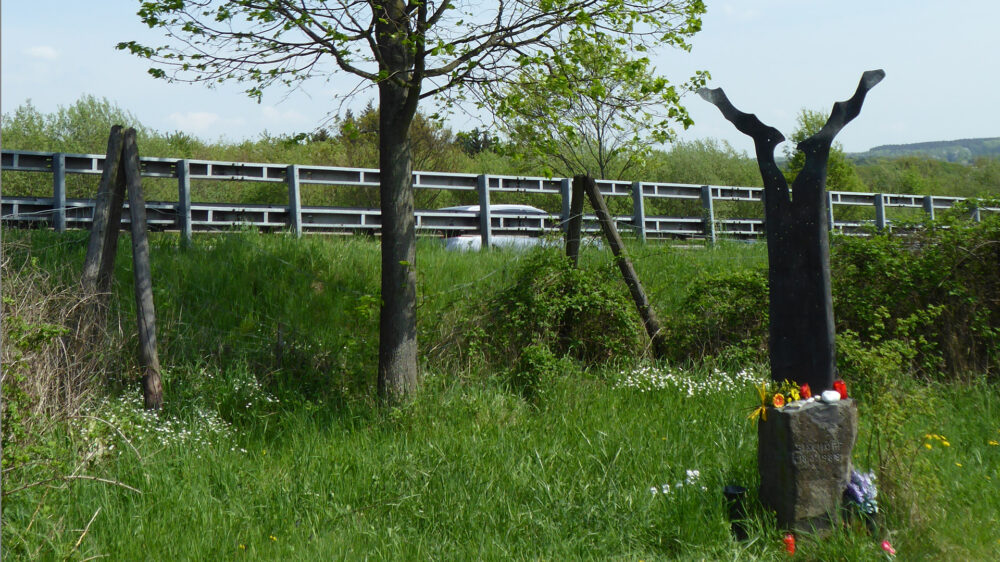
[662,268,769,365]
[831,213,1000,380]
[469,250,645,369]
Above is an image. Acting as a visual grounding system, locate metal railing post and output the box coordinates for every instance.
[177,159,193,247]
[922,195,935,221]
[632,181,646,243]
[287,164,303,237]
[875,193,887,231]
[700,185,716,244]
[477,174,491,250]
[560,177,572,232]
[53,153,66,232]
[826,191,836,232]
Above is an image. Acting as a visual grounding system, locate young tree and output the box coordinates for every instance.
[495,29,707,180]
[783,109,865,192]
[119,0,707,402]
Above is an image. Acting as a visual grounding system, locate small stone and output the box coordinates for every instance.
[820,390,841,403]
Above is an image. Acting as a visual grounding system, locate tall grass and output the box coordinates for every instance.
[2,230,998,560]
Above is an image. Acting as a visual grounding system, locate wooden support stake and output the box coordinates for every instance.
[123,128,163,410]
[565,175,586,266]
[82,126,127,298]
[581,175,667,357]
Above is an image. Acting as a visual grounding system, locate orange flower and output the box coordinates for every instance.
[833,379,848,399]
[800,383,812,399]
[772,393,785,408]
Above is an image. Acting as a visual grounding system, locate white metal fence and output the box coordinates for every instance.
[2,149,995,247]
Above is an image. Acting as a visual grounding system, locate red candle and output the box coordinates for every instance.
[783,533,796,555]
[833,379,848,399]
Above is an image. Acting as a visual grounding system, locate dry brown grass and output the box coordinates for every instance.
[2,236,129,436]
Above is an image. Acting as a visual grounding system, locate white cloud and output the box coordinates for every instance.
[25,45,58,60]
[721,4,759,20]
[168,111,223,134]
[166,110,250,138]
[260,105,309,126]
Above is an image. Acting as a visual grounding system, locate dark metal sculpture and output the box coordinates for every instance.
[699,70,884,392]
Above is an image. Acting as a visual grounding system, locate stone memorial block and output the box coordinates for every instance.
[758,398,858,533]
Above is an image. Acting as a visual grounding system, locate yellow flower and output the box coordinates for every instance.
[924,443,933,450]
[942,441,951,447]
[989,440,999,446]
[955,462,962,467]
[749,381,769,422]
[789,389,800,402]
[270,535,277,541]
[749,405,767,422]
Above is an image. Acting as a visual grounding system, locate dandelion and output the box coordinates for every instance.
[270,535,277,541]
[924,443,933,450]
[989,440,998,446]
[955,462,962,467]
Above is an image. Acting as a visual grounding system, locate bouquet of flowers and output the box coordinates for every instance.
[845,469,878,515]
[749,379,848,421]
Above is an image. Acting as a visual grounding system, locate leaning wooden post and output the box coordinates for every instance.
[565,175,586,266]
[82,126,126,294]
[581,176,667,357]
[123,128,164,410]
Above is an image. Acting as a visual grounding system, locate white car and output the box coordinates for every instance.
[439,204,553,251]
[438,204,603,251]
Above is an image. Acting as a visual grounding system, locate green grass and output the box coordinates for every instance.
[3,230,999,560]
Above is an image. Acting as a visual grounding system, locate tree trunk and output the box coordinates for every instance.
[375,29,420,403]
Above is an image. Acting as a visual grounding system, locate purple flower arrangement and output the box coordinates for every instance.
[845,469,878,515]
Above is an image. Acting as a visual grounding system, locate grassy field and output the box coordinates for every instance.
[2,230,999,560]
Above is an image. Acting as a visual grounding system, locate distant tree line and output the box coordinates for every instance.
[859,137,1000,164]
[3,96,998,206]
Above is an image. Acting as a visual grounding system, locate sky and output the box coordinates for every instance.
[2,1,999,156]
